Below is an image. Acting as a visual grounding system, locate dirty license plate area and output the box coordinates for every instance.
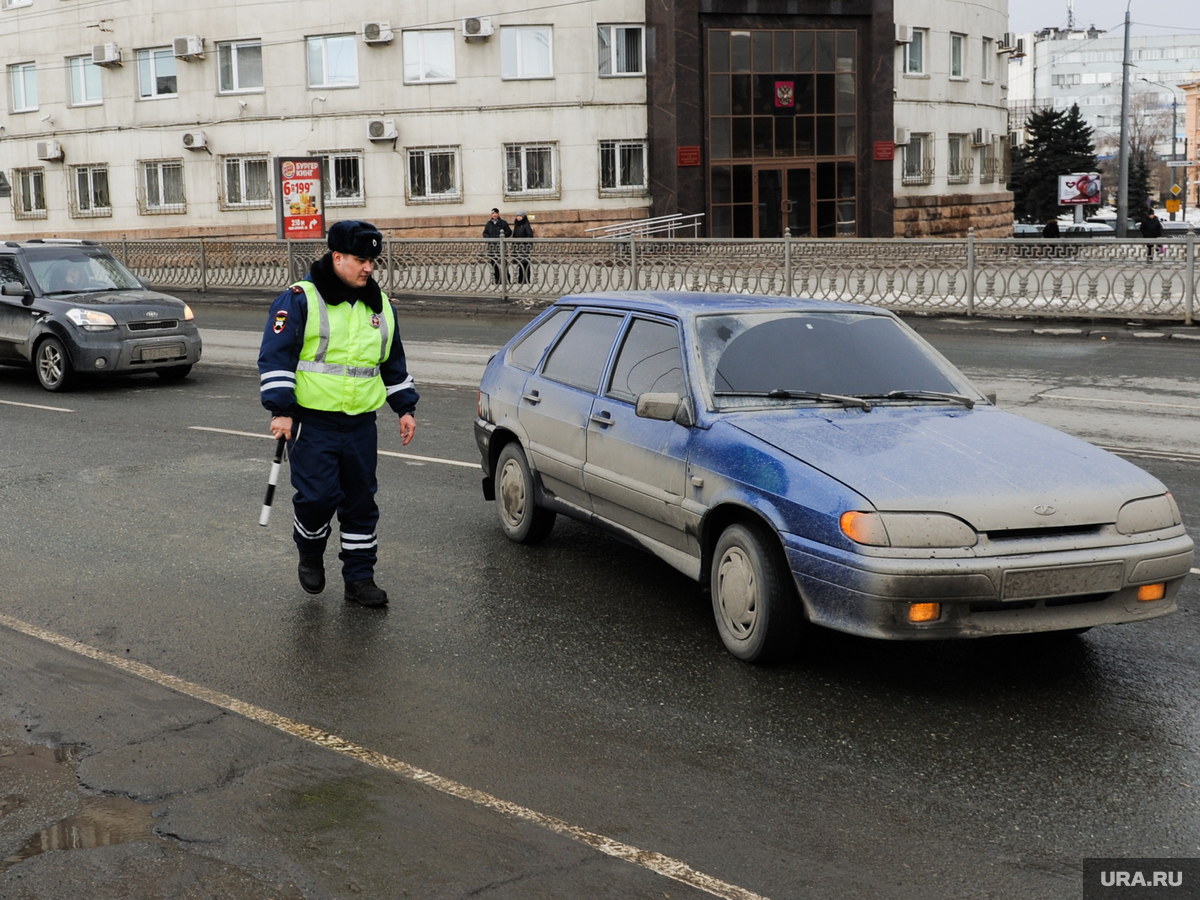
[138,344,184,361]
[1002,562,1124,601]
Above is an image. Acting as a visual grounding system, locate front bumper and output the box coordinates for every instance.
[782,530,1194,639]
[66,326,202,374]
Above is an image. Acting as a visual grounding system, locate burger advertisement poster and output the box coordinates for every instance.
[274,157,325,240]
[1058,172,1102,206]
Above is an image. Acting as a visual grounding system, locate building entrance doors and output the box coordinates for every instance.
[755,166,812,237]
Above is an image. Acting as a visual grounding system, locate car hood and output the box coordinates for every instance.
[726,407,1164,531]
[44,289,183,308]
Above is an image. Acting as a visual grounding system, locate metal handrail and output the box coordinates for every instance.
[586,212,705,239]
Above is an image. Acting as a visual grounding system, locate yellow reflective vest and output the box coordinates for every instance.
[293,280,395,415]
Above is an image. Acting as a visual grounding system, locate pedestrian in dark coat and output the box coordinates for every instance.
[1142,211,1164,260]
[512,212,534,284]
[1043,218,1060,239]
[482,208,511,285]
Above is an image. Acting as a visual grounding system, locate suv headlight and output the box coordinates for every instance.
[65,308,117,330]
[841,511,978,548]
[1116,493,1181,534]
[183,304,195,321]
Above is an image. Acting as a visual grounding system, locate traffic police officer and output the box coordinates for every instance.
[258,220,418,607]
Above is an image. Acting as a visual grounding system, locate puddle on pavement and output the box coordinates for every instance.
[0,740,161,873]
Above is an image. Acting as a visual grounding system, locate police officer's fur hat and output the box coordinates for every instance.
[328,220,383,259]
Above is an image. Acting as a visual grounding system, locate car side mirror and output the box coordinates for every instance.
[636,391,693,427]
[1,282,31,304]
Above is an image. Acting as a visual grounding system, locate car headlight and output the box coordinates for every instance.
[183,304,195,321]
[65,308,117,330]
[1116,493,1181,535]
[841,511,978,548]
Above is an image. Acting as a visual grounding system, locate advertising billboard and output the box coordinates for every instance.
[1058,172,1102,205]
[274,157,325,240]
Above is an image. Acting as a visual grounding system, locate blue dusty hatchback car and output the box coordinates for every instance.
[474,292,1193,662]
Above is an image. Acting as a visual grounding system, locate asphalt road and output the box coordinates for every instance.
[0,304,1198,900]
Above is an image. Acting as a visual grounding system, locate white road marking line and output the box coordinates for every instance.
[1098,445,1200,463]
[0,612,770,900]
[189,426,478,470]
[1192,568,1200,576]
[1040,393,1200,411]
[0,398,74,413]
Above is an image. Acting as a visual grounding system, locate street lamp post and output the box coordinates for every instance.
[1141,76,1182,219]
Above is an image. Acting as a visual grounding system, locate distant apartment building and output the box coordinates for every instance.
[1007,26,1200,161]
[0,0,650,238]
[890,0,1014,237]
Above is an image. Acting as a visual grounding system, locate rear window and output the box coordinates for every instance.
[696,311,972,408]
[509,307,572,372]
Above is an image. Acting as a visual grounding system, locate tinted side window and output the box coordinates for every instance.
[0,257,27,289]
[607,318,686,403]
[509,307,572,372]
[541,312,624,392]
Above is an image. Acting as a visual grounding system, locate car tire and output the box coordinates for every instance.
[34,337,75,392]
[495,442,556,544]
[156,365,192,381]
[711,522,800,662]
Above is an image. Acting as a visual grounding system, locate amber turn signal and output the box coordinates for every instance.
[908,602,941,623]
[1137,583,1166,602]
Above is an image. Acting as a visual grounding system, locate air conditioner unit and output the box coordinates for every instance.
[173,35,205,59]
[999,32,1016,50]
[182,131,208,150]
[462,16,494,39]
[895,127,910,145]
[36,140,64,162]
[972,128,990,146]
[91,43,122,67]
[363,21,394,45]
[367,118,398,141]
[1013,38,1026,57]
[895,24,913,44]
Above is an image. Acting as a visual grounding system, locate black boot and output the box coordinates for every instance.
[345,578,388,607]
[298,555,325,594]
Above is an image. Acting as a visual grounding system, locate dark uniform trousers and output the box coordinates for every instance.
[288,416,380,582]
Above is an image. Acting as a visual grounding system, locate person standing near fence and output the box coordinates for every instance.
[258,220,419,608]
[512,211,534,284]
[1142,210,1164,261]
[482,208,511,285]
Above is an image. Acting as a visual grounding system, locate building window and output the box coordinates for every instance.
[598,25,644,76]
[407,146,461,203]
[218,41,264,93]
[67,56,103,106]
[947,135,972,184]
[501,26,553,80]
[950,33,965,78]
[599,140,648,195]
[902,134,932,185]
[403,30,455,83]
[71,165,111,218]
[504,143,558,198]
[904,29,926,74]
[221,155,271,209]
[138,160,186,214]
[9,62,36,112]
[3,0,33,8]
[13,167,46,220]
[137,48,177,99]
[307,34,357,88]
[979,142,995,184]
[981,38,993,80]
[315,150,366,206]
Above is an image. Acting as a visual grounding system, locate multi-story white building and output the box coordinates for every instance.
[0,0,650,238]
[891,0,1014,237]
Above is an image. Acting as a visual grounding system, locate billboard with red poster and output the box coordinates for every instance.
[1058,172,1102,205]
[274,157,325,239]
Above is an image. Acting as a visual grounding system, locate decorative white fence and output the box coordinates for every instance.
[104,232,1200,324]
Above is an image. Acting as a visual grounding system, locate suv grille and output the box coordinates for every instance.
[127,319,179,331]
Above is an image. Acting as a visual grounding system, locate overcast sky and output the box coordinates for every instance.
[1008,0,1200,38]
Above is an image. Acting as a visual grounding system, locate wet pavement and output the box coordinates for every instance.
[0,310,1198,899]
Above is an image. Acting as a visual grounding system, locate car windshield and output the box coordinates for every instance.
[695,310,976,409]
[27,250,143,295]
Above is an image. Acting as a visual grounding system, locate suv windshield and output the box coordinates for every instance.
[695,310,975,409]
[26,250,143,295]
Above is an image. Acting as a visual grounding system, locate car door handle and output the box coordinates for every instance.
[589,411,613,427]
[521,391,541,405]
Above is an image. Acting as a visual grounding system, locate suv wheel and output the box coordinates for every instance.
[156,365,192,382]
[35,337,75,392]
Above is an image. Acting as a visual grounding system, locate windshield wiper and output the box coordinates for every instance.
[714,389,872,410]
[862,390,976,409]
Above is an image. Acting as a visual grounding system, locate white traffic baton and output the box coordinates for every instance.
[259,435,287,527]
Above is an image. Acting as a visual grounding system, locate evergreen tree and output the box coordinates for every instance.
[1128,149,1152,221]
[1010,105,1097,223]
